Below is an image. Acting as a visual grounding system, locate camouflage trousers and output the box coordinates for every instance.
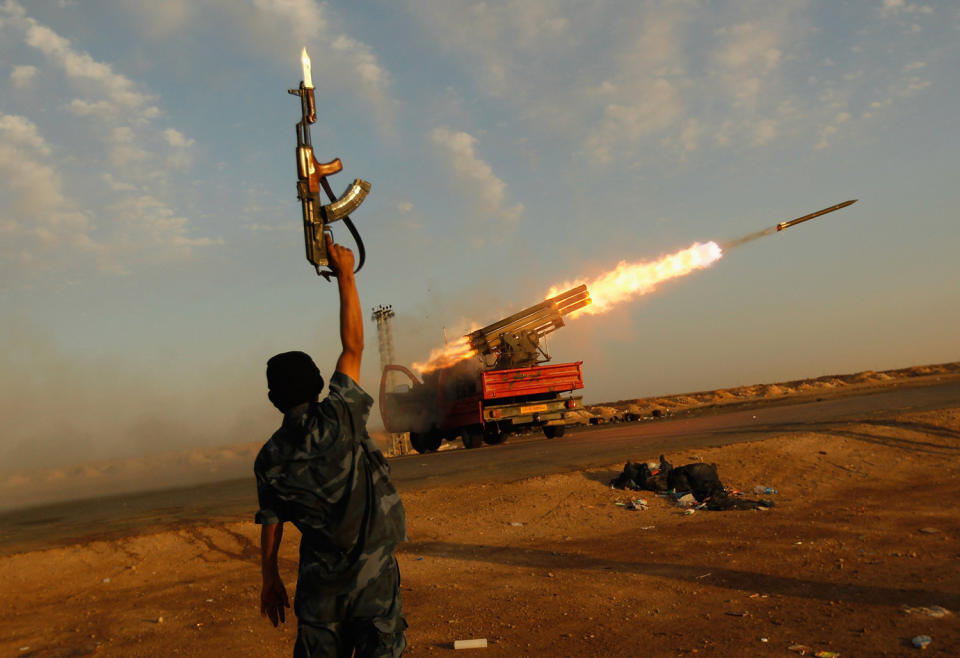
[294,551,406,658]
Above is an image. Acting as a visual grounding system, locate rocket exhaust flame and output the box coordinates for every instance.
[412,242,723,373]
[411,335,475,374]
[546,241,723,317]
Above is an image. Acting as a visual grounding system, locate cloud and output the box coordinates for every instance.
[109,194,224,251]
[0,2,219,275]
[404,0,570,97]
[252,0,324,36]
[18,18,160,118]
[880,0,934,18]
[102,173,138,193]
[712,21,784,112]
[10,63,37,86]
[162,128,195,170]
[0,113,101,265]
[751,118,779,146]
[115,0,195,38]
[0,113,51,155]
[587,78,683,163]
[430,126,523,223]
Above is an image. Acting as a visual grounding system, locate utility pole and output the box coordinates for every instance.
[371,304,396,390]
[371,304,407,455]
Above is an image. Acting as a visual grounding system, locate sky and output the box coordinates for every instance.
[1,0,958,473]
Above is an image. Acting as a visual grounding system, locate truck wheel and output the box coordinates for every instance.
[543,425,566,439]
[425,430,443,452]
[409,432,427,454]
[461,427,483,449]
[482,427,506,445]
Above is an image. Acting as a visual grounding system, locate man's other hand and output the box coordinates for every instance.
[325,233,355,277]
[260,575,290,627]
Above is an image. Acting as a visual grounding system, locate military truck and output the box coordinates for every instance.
[379,285,591,453]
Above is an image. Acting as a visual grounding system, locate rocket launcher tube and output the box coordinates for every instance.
[467,285,591,355]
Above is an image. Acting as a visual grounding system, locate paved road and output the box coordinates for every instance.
[389,377,960,489]
[2,377,957,554]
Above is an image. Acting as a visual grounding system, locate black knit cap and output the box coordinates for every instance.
[266,351,324,410]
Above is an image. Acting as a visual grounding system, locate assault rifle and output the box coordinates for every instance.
[288,48,370,279]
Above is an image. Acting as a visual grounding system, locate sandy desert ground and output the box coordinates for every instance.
[1,366,958,657]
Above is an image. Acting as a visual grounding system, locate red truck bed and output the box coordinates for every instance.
[482,361,584,399]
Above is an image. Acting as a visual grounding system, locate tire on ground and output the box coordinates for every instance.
[424,429,443,452]
[409,431,427,453]
[482,426,507,445]
[543,425,566,439]
[461,426,483,449]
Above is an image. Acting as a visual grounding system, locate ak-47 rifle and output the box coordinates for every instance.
[288,48,370,279]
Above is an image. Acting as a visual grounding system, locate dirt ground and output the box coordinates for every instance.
[1,406,958,656]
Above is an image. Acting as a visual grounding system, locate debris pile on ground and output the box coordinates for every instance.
[609,454,776,510]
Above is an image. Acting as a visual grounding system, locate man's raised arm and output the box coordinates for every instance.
[325,233,363,382]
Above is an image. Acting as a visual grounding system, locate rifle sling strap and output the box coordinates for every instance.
[342,214,366,273]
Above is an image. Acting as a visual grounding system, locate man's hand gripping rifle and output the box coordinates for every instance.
[288,48,370,280]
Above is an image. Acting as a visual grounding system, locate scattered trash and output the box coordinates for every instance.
[918,527,939,534]
[725,610,748,617]
[609,459,663,491]
[101,578,111,584]
[695,573,711,579]
[156,616,164,624]
[509,522,524,527]
[416,557,424,561]
[18,648,30,653]
[611,455,775,510]
[206,598,214,603]
[753,485,778,495]
[911,635,932,649]
[683,508,696,516]
[640,526,656,530]
[902,605,951,618]
[676,493,698,507]
[815,651,840,657]
[760,637,769,643]
[627,498,647,511]
[453,638,487,650]
[787,645,813,655]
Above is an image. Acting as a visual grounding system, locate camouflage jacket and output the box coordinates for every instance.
[254,371,406,580]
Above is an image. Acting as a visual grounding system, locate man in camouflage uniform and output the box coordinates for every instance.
[255,235,407,657]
